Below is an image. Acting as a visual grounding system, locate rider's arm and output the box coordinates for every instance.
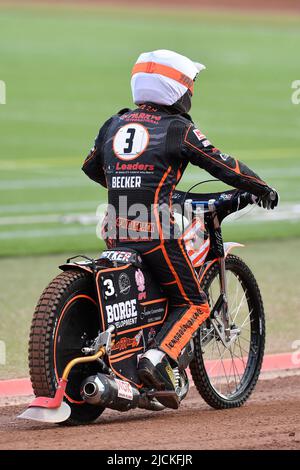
[181,123,270,198]
[82,117,113,187]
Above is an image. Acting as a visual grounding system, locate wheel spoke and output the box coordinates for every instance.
[201,326,214,344]
[215,340,231,395]
[231,289,248,323]
[229,345,241,389]
[239,335,251,343]
[239,313,254,330]
[237,337,247,368]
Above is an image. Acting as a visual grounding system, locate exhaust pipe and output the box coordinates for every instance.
[81,374,140,411]
[81,374,165,412]
[82,381,99,401]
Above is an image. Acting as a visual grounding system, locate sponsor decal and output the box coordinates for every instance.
[116,162,154,172]
[165,308,203,350]
[135,268,146,300]
[140,306,164,323]
[117,217,155,235]
[121,111,161,124]
[115,378,133,400]
[106,299,138,328]
[111,176,141,188]
[118,272,131,295]
[138,104,158,112]
[101,250,133,263]
[112,330,143,352]
[220,153,229,161]
[219,193,232,201]
[180,73,194,90]
[193,129,206,141]
[165,364,176,388]
[135,269,145,292]
[147,327,156,344]
[202,139,211,147]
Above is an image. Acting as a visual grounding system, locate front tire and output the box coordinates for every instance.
[190,254,265,409]
[29,270,104,425]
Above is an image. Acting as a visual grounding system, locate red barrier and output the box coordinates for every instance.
[0,352,299,397]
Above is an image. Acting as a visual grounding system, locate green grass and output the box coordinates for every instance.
[0,4,299,379]
[0,4,300,256]
[0,239,299,379]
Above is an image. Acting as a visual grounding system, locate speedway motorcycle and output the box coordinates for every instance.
[19,186,267,424]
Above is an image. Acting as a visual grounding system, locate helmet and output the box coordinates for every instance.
[131,49,206,106]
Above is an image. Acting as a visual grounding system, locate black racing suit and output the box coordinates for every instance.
[82,103,271,361]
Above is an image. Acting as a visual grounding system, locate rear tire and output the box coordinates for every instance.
[190,254,265,409]
[29,269,104,425]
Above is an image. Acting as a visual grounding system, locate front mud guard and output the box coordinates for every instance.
[199,242,244,283]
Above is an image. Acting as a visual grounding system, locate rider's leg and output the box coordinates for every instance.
[131,239,210,391]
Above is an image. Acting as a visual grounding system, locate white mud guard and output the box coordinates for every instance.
[199,242,244,283]
[223,242,244,257]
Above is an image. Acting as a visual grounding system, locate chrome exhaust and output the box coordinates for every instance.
[82,381,98,398]
[81,373,165,412]
[81,377,105,406]
[81,373,140,411]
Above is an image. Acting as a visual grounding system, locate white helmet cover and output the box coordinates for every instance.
[131,49,206,106]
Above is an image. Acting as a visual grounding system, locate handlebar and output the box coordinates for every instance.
[173,185,277,225]
[187,190,254,217]
[172,188,263,223]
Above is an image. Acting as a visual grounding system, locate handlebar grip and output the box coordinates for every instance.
[250,194,259,204]
[269,190,276,201]
[238,191,257,205]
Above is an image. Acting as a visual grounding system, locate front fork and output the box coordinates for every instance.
[219,256,231,342]
[210,206,231,342]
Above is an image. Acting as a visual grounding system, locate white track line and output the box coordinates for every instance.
[0,226,97,240]
[0,178,89,190]
[0,213,99,226]
[0,201,101,214]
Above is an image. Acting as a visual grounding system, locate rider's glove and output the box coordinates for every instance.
[256,188,279,210]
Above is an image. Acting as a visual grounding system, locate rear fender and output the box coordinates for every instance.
[199,242,244,283]
[59,262,94,274]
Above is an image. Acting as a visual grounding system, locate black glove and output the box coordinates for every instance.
[257,188,279,210]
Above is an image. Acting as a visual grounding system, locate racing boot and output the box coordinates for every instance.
[138,349,179,409]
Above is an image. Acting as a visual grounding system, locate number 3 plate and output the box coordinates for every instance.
[113,123,149,160]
